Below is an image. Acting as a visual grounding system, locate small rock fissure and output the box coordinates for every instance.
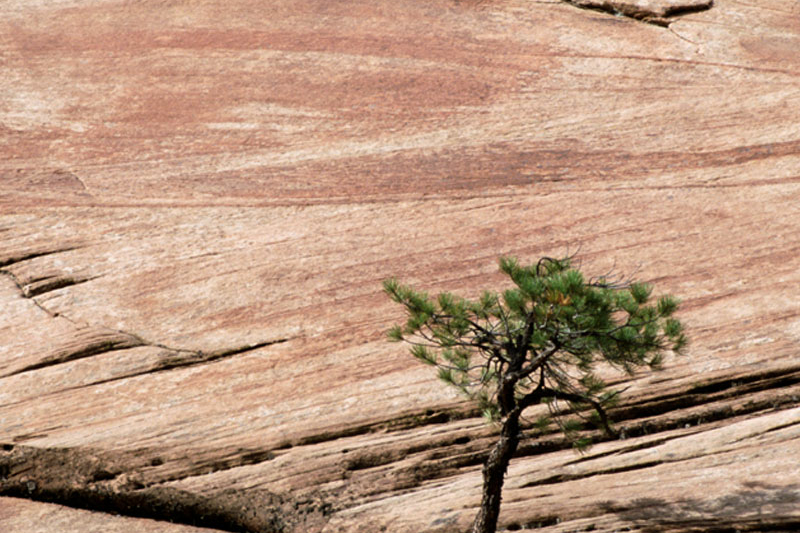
[0,269,68,319]
[562,433,687,465]
[0,246,83,269]
[2,336,292,386]
[19,274,95,298]
[1,257,293,380]
[560,0,713,27]
[521,460,666,488]
[274,405,477,451]
[4,334,145,377]
[85,338,293,388]
[761,418,800,435]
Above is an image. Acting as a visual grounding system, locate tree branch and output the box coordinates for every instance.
[543,388,618,438]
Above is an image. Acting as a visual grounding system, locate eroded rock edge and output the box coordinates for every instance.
[2,367,797,531]
[562,0,713,26]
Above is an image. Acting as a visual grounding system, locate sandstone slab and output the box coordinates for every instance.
[1,0,799,531]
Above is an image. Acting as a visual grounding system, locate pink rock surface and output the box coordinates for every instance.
[0,496,219,533]
[1,0,799,531]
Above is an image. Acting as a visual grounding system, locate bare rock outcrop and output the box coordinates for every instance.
[1,0,799,531]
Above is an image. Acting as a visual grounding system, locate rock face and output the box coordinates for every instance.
[1,0,799,531]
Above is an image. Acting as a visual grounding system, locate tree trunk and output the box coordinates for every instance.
[470,411,521,533]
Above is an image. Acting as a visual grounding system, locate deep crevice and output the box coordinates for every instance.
[0,445,331,533]
[0,487,287,533]
[508,516,560,530]
[449,368,800,481]
[341,391,798,495]
[514,386,799,460]
[561,0,713,27]
[663,1,714,17]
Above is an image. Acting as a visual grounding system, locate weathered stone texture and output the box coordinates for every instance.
[1,0,799,531]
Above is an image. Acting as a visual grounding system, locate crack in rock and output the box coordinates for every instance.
[1,247,293,379]
[2,328,292,379]
[83,337,294,387]
[562,0,713,26]
[1,367,797,529]
[17,274,94,298]
[0,246,84,269]
[0,245,88,319]
[0,445,332,533]
[3,330,145,377]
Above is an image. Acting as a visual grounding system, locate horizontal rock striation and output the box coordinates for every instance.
[1,0,799,531]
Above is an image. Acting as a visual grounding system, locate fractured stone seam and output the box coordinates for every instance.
[81,337,292,388]
[5,335,145,377]
[560,0,713,27]
[19,274,94,298]
[1,251,292,379]
[0,246,84,269]
[2,323,290,380]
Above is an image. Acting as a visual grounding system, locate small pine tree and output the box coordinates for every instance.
[384,256,686,533]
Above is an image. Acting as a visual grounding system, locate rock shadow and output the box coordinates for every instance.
[602,482,800,532]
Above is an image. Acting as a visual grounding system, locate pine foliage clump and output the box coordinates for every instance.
[384,256,687,533]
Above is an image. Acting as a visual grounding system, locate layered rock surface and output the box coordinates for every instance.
[1,0,799,531]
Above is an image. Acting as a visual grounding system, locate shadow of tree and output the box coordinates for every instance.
[601,482,800,532]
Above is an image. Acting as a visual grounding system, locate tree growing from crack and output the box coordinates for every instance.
[384,256,687,533]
